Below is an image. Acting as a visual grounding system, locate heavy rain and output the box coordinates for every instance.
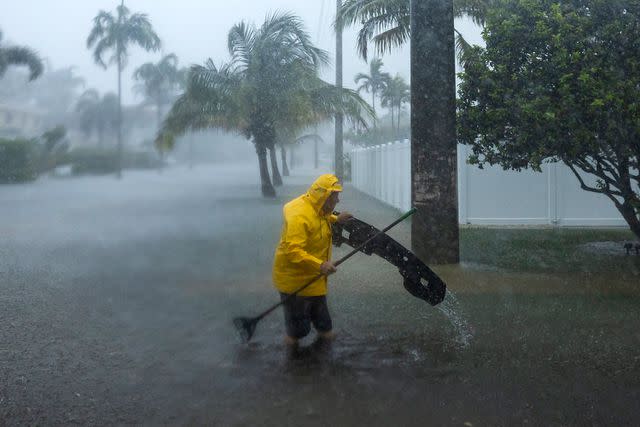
[1,0,639,425]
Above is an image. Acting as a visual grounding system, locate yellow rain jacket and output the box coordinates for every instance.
[273,174,343,296]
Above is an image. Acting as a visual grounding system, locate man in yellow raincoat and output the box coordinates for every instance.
[273,174,352,346]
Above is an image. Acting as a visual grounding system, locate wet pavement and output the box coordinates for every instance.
[1,164,639,426]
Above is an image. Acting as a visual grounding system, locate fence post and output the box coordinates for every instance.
[458,144,468,224]
[548,162,559,225]
[403,139,411,211]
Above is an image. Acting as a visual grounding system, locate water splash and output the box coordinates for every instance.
[436,290,474,348]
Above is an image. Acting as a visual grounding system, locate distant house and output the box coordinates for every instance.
[0,104,44,139]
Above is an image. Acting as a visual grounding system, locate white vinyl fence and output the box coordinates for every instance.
[350,139,627,226]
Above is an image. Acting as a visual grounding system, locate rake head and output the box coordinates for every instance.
[233,317,258,343]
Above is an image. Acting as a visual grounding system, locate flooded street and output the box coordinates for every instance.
[2,165,639,426]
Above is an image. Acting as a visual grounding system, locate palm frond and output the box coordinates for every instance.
[87,6,160,70]
[308,83,375,129]
[86,11,115,48]
[337,0,408,60]
[228,21,255,69]
[1,46,43,80]
[339,0,493,62]
[455,29,474,69]
[126,14,162,51]
[370,19,410,58]
[454,0,493,26]
[295,133,325,144]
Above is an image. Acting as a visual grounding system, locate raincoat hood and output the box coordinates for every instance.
[304,174,343,213]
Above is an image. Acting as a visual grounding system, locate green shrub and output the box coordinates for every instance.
[62,147,163,175]
[0,138,38,183]
[63,147,119,175]
[38,126,70,173]
[123,150,163,170]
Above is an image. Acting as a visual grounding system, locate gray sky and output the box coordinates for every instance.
[1,0,481,104]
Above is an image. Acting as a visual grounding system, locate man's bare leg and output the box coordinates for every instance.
[284,335,299,346]
[318,330,335,341]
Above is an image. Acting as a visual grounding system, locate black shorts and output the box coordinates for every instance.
[279,293,333,339]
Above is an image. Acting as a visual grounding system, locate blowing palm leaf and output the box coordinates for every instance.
[0,30,43,80]
[338,0,494,67]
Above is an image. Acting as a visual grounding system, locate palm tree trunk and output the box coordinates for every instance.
[372,92,376,118]
[189,134,194,169]
[116,52,123,179]
[269,145,283,186]
[411,0,459,264]
[156,101,164,173]
[255,144,276,197]
[290,145,295,169]
[98,128,104,148]
[314,138,319,169]
[335,0,344,181]
[390,105,396,137]
[280,145,290,176]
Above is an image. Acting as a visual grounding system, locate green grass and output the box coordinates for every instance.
[460,227,640,273]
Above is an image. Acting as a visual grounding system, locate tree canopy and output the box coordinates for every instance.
[337,0,493,64]
[354,57,390,117]
[0,29,43,81]
[86,3,161,71]
[133,54,185,116]
[457,0,640,238]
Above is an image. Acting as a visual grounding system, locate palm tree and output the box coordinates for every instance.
[340,0,468,263]
[75,90,119,147]
[0,29,43,81]
[159,13,373,197]
[338,0,492,65]
[380,73,409,134]
[134,53,183,170]
[86,1,161,178]
[355,58,390,118]
[133,53,183,128]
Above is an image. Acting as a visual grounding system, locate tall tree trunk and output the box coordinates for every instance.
[189,134,194,169]
[617,161,640,240]
[314,138,319,169]
[372,92,376,118]
[98,128,104,148]
[335,0,344,181]
[116,48,123,179]
[280,145,290,177]
[256,144,276,197]
[269,145,283,186]
[290,144,295,170]
[390,105,395,137]
[156,101,164,173]
[619,200,640,240]
[411,0,459,264]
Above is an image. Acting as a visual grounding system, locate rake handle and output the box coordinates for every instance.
[253,208,417,322]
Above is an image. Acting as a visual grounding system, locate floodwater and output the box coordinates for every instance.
[1,164,639,426]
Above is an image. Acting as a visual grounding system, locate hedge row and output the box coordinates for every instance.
[64,148,163,175]
[1,138,165,183]
[0,138,37,183]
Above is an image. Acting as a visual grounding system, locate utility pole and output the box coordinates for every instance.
[334,0,344,181]
[410,0,459,264]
